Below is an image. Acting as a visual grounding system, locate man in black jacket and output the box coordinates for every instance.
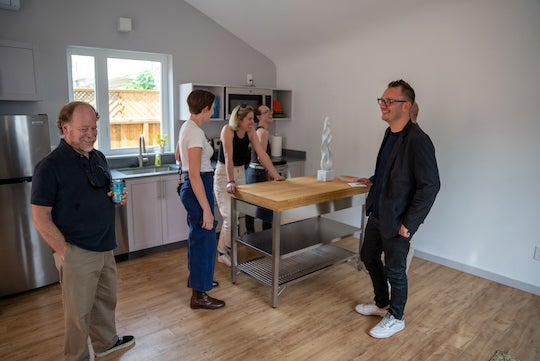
[354,80,440,338]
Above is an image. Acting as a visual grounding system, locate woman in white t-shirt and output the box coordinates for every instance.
[178,90,225,310]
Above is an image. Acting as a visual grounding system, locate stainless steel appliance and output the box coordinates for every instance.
[210,137,221,160]
[0,114,59,297]
[114,206,129,258]
[225,86,272,119]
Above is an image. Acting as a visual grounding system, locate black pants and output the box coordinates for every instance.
[360,216,411,320]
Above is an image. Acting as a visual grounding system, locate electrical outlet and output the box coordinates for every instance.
[534,245,540,261]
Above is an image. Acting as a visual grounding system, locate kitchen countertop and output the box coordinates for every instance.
[232,175,369,211]
[110,149,306,180]
[110,165,180,180]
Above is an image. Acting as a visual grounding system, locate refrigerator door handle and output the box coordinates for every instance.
[0,176,33,185]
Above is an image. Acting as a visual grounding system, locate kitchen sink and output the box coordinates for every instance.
[115,165,179,176]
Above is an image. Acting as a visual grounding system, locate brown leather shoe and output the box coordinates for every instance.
[190,291,225,310]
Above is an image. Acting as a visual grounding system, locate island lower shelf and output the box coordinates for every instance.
[236,217,359,286]
[237,244,357,286]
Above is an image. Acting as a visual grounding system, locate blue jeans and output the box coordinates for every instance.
[245,167,272,233]
[360,216,411,320]
[179,174,217,292]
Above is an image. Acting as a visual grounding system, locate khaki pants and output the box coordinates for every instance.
[213,162,246,254]
[55,244,118,361]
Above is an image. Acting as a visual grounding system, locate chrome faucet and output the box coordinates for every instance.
[138,134,148,167]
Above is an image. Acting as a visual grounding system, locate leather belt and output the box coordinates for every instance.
[249,163,265,170]
[181,171,214,176]
[180,171,214,184]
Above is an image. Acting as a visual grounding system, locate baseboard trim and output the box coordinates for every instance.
[115,240,187,263]
[414,250,540,296]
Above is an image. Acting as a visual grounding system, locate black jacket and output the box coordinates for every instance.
[366,121,440,239]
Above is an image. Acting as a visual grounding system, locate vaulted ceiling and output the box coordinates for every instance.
[185,0,433,62]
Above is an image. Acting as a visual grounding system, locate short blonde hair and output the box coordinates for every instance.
[229,104,254,130]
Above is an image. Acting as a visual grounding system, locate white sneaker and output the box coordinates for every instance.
[218,252,231,267]
[354,303,389,317]
[369,313,405,338]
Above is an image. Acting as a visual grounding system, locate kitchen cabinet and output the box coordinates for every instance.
[162,175,189,244]
[179,83,293,122]
[126,174,188,251]
[231,176,369,307]
[179,83,225,121]
[272,89,292,120]
[0,40,39,101]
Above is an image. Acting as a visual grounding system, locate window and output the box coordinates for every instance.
[67,46,172,156]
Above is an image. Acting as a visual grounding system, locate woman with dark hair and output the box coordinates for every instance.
[245,104,275,233]
[178,90,225,309]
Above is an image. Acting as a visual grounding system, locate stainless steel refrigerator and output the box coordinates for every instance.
[0,114,59,297]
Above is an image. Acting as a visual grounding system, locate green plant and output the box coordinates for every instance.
[155,133,168,148]
[126,70,156,90]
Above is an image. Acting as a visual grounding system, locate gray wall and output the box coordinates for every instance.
[275,0,540,294]
[0,0,276,144]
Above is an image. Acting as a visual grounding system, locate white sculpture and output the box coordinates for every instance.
[317,116,335,181]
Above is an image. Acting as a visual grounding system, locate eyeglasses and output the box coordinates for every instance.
[86,164,111,188]
[74,153,112,188]
[377,98,408,107]
[259,109,272,115]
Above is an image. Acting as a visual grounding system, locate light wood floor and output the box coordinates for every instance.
[1,238,539,361]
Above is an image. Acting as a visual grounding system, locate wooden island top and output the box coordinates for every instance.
[233,176,370,211]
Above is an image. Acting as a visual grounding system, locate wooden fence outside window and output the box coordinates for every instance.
[74,88,162,148]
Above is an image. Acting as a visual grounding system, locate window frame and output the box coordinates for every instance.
[66,46,173,156]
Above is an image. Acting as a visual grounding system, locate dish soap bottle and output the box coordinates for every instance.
[154,152,161,166]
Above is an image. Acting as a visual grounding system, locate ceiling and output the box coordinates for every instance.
[185,0,432,62]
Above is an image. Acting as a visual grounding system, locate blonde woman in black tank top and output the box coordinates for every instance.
[213,104,285,266]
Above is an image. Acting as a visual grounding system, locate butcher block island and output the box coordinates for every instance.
[231,176,370,307]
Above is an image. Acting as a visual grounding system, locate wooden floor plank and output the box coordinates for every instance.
[1,239,538,361]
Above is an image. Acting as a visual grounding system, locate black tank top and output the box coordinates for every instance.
[218,130,250,166]
[250,126,271,164]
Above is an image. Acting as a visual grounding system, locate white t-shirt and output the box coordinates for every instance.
[178,119,213,173]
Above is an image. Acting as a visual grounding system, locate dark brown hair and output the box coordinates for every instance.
[388,79,415,104]
[254,104,264,123]
[187,89,215,115]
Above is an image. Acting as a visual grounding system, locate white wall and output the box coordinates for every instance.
[2,0,538,295]
[276,0,540,294]
[0,0,276,143]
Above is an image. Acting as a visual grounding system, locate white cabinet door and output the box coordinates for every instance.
[0,41,38,101]
[162,174,189,244]
[126,174,190,252]
[127,177,163,251]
